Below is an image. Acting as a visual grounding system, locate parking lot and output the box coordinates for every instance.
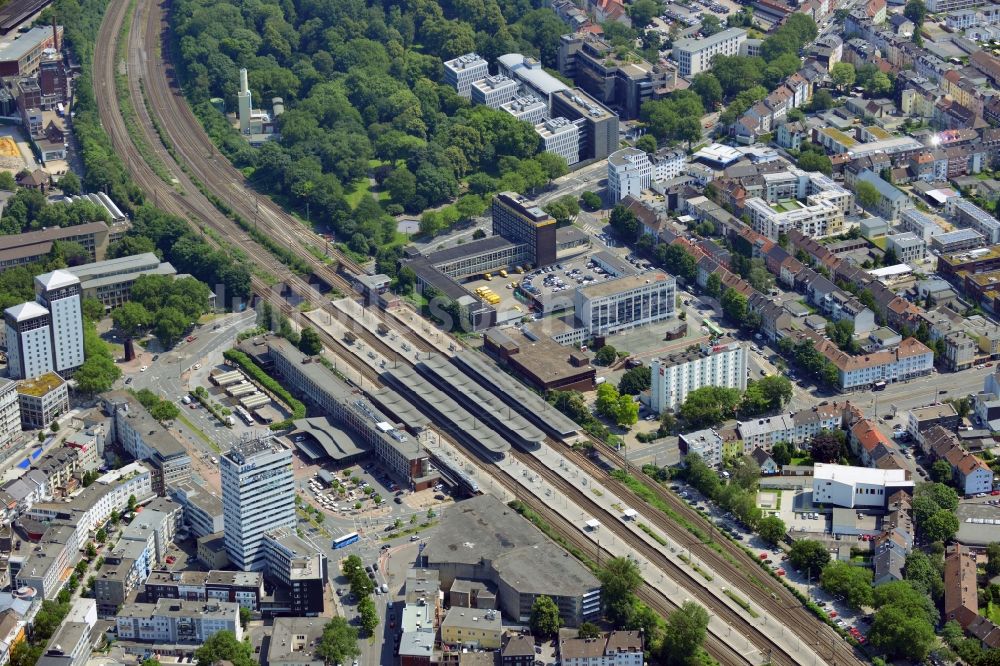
[518,252,649,313]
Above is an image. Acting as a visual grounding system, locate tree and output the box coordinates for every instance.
[830,62,856,91]
[904,549,944,602]
[578,621,601,639]
[770,442,792,466]
[596,383,621,420]
[809,89,835,111]
[239,606,251,630]
[82,298,105,323]
[154,306,189,348]
[679,386,742,427]
[195,631,255,666]
[581,191,602,210]
[598,557,642,625]
[700,14,722,36]
[9,642,43,666]
[873,580,939,625]
[111,302,153,337]
[809,431,843,464]
[298,327,323,355]
[85,543,97,559]
[609,205,640,241]
[705,272,722,298]
[595,345,618,366]
[789,539,830,578]
[692,73,723,110]
[615,394,639,428]
[758,516,787,545]
[316,617,360,665]
[931,459,954,485]
[820,561,874,609]
[923,510,959,543]
[720,288,748,325]
[865,71,892,97]
[987,543,1000,578]
[635,134,658,155]
[904,0,927,26]
[358,596,379,635]
[797,151,833,176]
[660,601,710,665]
[618,366,651,395]
[58,171,81,195]
[529,595,562,638]
[149,400,180,423]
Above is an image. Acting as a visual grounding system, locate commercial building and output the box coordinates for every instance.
[143,569,264,611]
[440,607,502,649]
[483,328,596,393]
[671,28,747,78]
[260,528,327,616]
[16,372,67,429]
[573,272,675,336]
[115,599,241,643]
[812,463,913,508]
[607,148,652,203]
[4,302,52,381]
[535,117,580,166]
[470,75,519,109]
[0,379,21,457]
[220,438,295,571]
[885,232,926,264]
[650,341,748,413]
[67,253,177,311]
[497,53,569,102]
[167,481,224,539]
[102,392,191,494]
[0,222,110,272]
[33,270,83,375]
[950,198,1000,244]
[419,494,601,626]
[443,53,489,98]
[267,618,326,666]
[491,192,557,268]
[549,89,619,161]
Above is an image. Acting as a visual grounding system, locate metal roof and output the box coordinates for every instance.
[368,386,430,430]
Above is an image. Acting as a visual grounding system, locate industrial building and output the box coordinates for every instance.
[0,25,63,76]
[419,495,601,626]
[650,341,748,413]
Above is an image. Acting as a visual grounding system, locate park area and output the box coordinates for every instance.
[771,199,804,213]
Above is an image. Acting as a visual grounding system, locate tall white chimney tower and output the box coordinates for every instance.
[237,68,252,134]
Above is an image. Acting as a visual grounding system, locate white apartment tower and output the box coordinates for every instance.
[238,68,252,134]
[443,53,489,97]
[0,378,22,455]
[650,341,748,413]
[608,148,653,203]
[4,301,52,380]
[35,270,84,374]
[221,437,295,571]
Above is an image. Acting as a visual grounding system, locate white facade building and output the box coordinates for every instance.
[651,149,686,181]
[115,599,242,644]
[574,272,676,337]
[0,378,21,456]
[34,269,84,374]
[470,75,519,109]
[671,28,747,77]
[679,429,723,468]
[650,341,748,413]
[443,53,489,97]
[4,302,52,380]
[221,438,295,571]
[737,403,844,453]
[885,232,926,264]
[501,95,548,124]
[536,117,580,166]
[745,170,853,240]
[812,463,914,508]
[949,198,1000,244]
[607,148,653,203]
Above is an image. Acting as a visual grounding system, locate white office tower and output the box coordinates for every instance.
[443,53,489,97]
[4,302,52,380]
[221,437,295,571]
[607,147,653,203]
[35,270,84,374]
[238,68,252,134]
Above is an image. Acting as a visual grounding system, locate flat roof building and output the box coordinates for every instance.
[68,253,176,311]
[267,617,326,666]
[536,117,581,166]
[812,463,913,508]
[0,221,109,272]
[607,148,652,203]
[471,74,519,109]
[650,341,748,413]
[574,271,676,337]
[497,53,569,101]
[491,192,557,268]
[500,95,548,124]
[16,372,67,430]
[671,28,747,77]
[443,53,489,97]
[549,88,619,161]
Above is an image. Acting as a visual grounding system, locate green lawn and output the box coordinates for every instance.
[789,455,814,466]
[985,602,1000,625]
[771,199,803,213]
[344,178,373,208]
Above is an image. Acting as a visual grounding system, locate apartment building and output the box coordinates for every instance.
[678,428,723,468]
[671,28,747,78]
[855,170,911,221]
[143,569,264,611]
[3,303,52,381]
[102,392,191,494]
[950,198,1000,244]
[885,232,926,264]
[945,544,979,628]
[573,272,675,337]
[737,403,844,452]
[650,341,748,413]
[812,463,913,508]
[168,481,224,539]
[607,148,652,203]
[33,270,84,375]
[441,607,502,649]
[823,336,934,391]
[0,379,21,458]
[443,53,489,97]
[115,599,241,644]
[559,630,643,666]
[220,438,295,571]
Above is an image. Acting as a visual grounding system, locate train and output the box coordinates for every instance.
[431,454,480,496]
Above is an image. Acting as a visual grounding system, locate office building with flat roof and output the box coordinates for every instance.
[68,253,177,311]
[443,53,489,97]
[885,232,926,264]
[491,192,557,267]
[261,528,327,616]
[607,148,652,203]
[496,53,569,101]
[220,437,295,571]
[470,75,518,109]
[168,481,224,539]
[500,95,548,124]
[4,301,51,380]
[574,272,676,336]
[16,372,67,429]
[650,341,748,413]
[0,221,109,272]
[535,117,580,166]
[549,88,619,161]
[671,28,747,77]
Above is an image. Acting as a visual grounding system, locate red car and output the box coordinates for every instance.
[992,490,1000,496]
[776,569,786,576]
[828,610,837,618]
[186,336,196,342]
[165,556,176,564]
[759,553,767,559]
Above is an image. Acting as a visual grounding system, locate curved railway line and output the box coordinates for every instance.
[95,0,864,662]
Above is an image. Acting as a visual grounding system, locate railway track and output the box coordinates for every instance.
[98,0,863,662]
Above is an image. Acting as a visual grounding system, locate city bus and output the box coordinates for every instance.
[333,532,360,549]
